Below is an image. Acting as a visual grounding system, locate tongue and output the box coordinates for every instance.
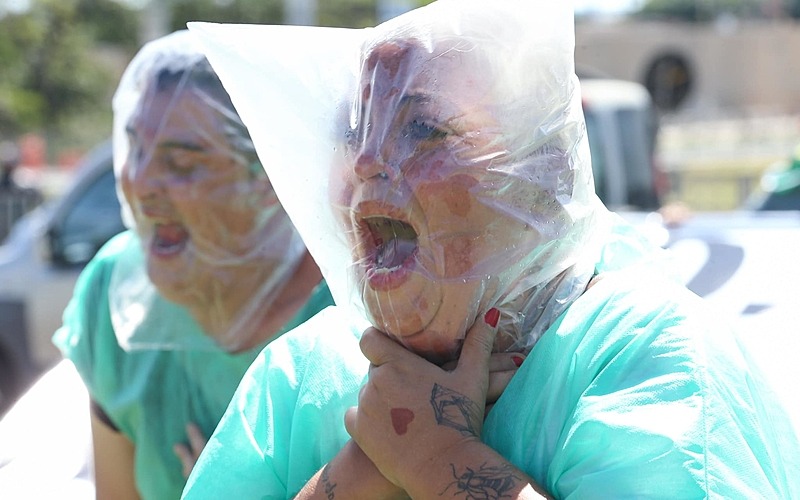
[376,238,417,269]
[154,223,188,248]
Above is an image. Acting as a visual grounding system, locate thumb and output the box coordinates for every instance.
[456,308,500,375]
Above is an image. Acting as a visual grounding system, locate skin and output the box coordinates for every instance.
[337,39,550,363]
[120,82,301,351]
[97,68,324,497]
[91,414,139,500]
[297,36,562,499]
[297,318,547,499]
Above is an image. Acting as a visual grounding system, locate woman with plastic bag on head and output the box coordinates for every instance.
[184,1,800,498]
[52,30,334,500]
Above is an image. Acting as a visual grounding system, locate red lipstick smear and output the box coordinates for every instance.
[390,407,415,435]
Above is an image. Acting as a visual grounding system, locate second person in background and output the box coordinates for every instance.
[52,30,334,500]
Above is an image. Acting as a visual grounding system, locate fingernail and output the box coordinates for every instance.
[512,355,524,367]
[484,308,500,328]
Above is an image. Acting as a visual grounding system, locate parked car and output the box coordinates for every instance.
[745,145,800,211]
[0,141,125,414]
[581,78,666,211]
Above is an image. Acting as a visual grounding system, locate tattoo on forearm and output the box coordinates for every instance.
[321,465,337,499]
[430,383,482,437]
[440,462,521,499]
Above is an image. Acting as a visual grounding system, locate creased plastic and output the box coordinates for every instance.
[111,30,306,351]
[190,0,612,361]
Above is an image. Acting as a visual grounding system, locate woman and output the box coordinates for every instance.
[185,1,799,498]
[52,30,334,499]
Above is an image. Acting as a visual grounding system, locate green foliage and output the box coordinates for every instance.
[0,0,134,157]
[637,0,765,22]
[170,0,284,30]
[76,0,139,50]
[0,0,440,159]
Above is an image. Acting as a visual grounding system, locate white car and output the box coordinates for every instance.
[0,141,124,414]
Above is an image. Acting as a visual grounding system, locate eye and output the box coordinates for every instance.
[406,119,447,141]
[164,149,197,176]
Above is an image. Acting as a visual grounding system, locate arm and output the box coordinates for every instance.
[345,313,551,499]
[294,341,526,499]
[90,409,139,500]
[294,440,408,499]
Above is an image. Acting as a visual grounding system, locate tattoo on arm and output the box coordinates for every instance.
[430,383,482,437]
[440,462,521,499]
[320,464,337,499]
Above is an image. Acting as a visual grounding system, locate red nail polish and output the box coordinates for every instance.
[484,308,500,328]
[512,356,524,367]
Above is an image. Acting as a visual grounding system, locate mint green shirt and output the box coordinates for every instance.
[183,227,798,499]
[53,230,334,500]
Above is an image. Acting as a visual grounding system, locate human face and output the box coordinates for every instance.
[337,40,557,362]
[120,81,279,306]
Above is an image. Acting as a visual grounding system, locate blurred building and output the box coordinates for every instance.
[575,18,800,118]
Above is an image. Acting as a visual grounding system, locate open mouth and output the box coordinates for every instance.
[361,216,419,288]
[151,222,189,257]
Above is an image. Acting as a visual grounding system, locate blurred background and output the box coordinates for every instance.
[0,1,798,496]
[2,0,799,208]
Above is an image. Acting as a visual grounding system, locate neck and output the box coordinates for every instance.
[213,251,322,353]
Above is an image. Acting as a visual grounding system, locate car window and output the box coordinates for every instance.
[58,167,124,264]
[584,109,607,203]
[616,107,660,209]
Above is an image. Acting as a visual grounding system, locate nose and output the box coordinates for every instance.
[353,144,391,181]
[122,145,164,200]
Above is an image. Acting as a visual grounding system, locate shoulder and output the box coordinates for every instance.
[247,305,368,389]
[75,230,137,284]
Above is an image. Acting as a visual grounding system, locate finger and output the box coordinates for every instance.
[486,368,517,404]
[441,359,457,372]
[456,308,500,375]
[360,327,414,366]
[186,422,207,456]
[173,443,194,478]
[344,406,358,438]
[488,352,526,373]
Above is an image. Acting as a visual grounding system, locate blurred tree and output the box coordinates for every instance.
[0,0,440,160]
[77,0,139,50]
[0,0,136,158]
[169,0,284,31]
[167,0,433,30]
[637,0,763,21]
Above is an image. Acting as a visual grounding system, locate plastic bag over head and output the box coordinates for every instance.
[110,30,306,352]
[191,0,611,362]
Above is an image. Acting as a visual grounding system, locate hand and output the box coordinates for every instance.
[442,351,525,417]
[173,422,207,478]
[344,309,499,489]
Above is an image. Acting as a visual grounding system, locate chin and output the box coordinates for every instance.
[403,335,463,365]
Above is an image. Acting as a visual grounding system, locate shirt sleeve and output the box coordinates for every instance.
[182,306,368,500]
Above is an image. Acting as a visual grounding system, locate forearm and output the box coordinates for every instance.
[294,440,408,500]
[400,440,551,500]
[90,411,140,500]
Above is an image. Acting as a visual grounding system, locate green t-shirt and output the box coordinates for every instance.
[182,224,798,499]
[53,230,334,499]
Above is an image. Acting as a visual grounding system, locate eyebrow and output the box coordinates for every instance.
[125,124,205,152]
[157,140,205,152]
[399,92,434,108]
